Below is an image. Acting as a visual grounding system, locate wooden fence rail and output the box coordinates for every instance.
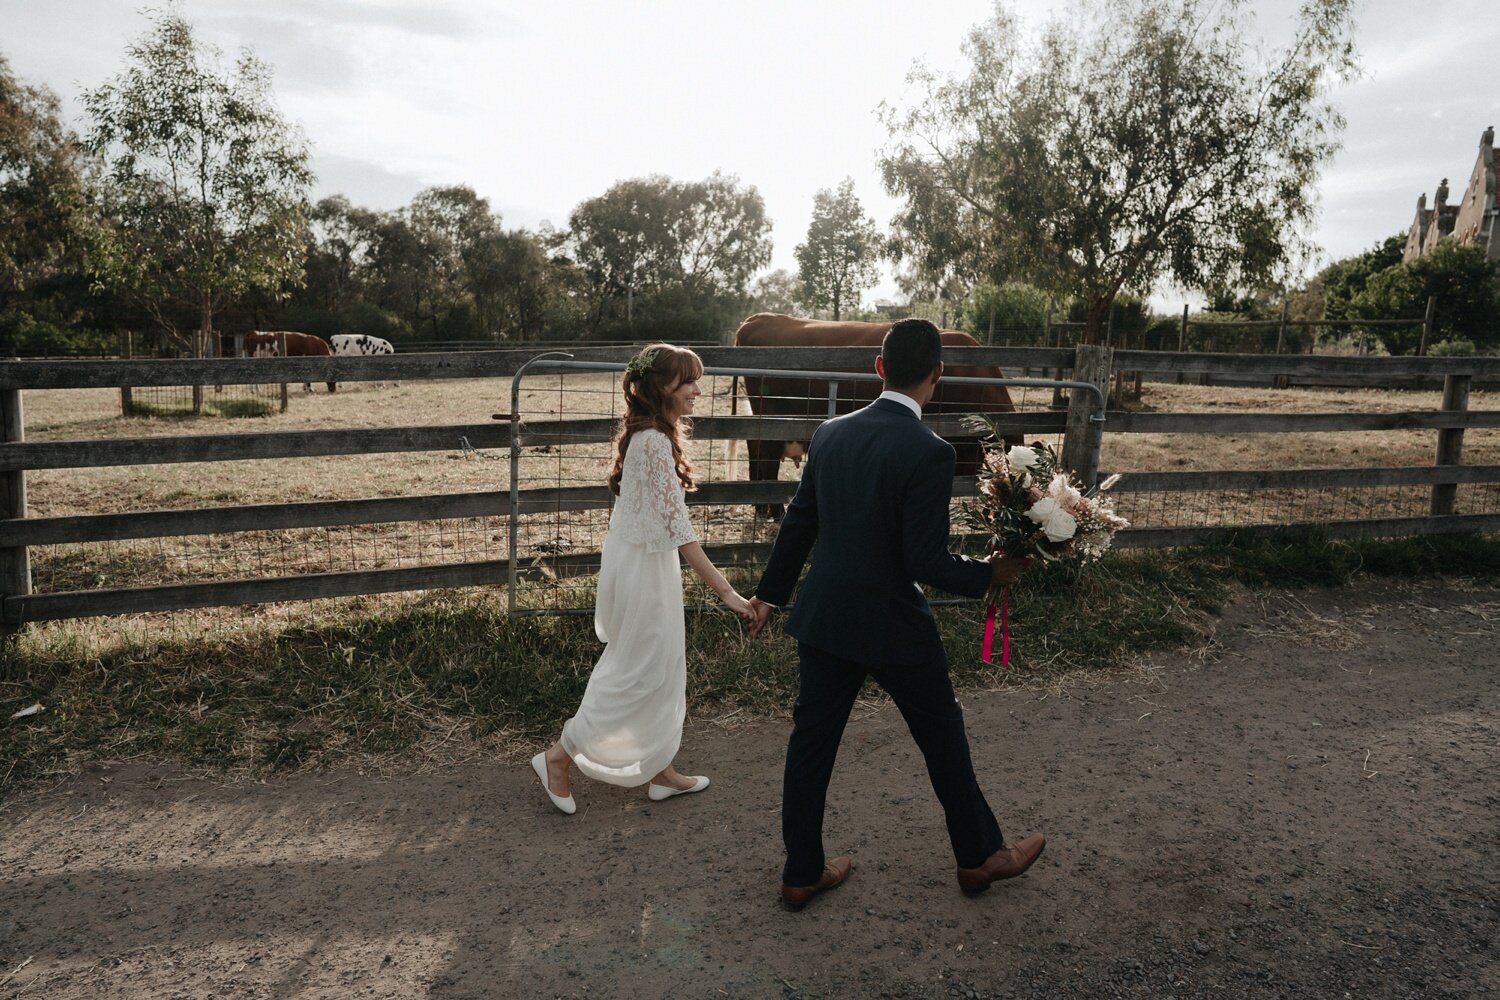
[1,347,1496,626]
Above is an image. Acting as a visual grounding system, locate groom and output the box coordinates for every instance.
[747,318,1044,911]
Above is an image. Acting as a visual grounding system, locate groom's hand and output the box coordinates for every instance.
[746,597,772,637]
[988,553,1026,588]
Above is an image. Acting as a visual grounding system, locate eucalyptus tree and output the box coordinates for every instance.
[879,0,1359,343]
[302,195,381,317]
[0,53,95,346]
[794,178,880,320]
[84,8,312,356]
[748,268,806,316]
[568,172,771,337]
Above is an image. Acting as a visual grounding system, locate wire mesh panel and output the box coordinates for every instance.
[123,382,284,418]
[1099,383,1500,536]
[29,518,512,595]
[506,368,766,613]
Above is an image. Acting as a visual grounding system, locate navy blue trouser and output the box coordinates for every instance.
[781,640,1004,886]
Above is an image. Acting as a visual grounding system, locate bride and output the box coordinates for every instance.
[531,343,755,813]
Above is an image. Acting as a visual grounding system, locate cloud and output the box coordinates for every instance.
[310,153,428,212]
[207,0,510,41]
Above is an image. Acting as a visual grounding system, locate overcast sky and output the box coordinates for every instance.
[3,0,1497,309]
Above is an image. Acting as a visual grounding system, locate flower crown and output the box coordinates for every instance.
[625,348,658,377]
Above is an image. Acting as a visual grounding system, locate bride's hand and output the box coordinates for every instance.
[722,591,756,623]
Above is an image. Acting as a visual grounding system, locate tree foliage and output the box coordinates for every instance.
[567,172,771,339]
[794,178,880,320]
[1350,241,1499,355]
[83,8,312,354]
[1319,232,1405,323]
[879,0,1358,343]
[0,52,102,352]
[958,281,1049,343]
[747,268,806,317]
[278,187,575,343]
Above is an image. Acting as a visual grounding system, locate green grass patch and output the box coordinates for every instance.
[124,396,276,419]
[206,396,277,418]
[3,531,1496,797]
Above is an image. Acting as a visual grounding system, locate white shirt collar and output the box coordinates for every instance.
[877,390,922,419]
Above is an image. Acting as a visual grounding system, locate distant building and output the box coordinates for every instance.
[1403,126,1499,262]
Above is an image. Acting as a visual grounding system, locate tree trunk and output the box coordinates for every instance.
[193,289,212,415]
[1083,296,1111,346]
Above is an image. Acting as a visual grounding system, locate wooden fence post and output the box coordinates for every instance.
[1047,305,1066,409]
[1,388,30,634]
[1273,301,1290,389]
[119,330,133,415]
[1062,344,1112,487]
[1430,372,1471,516]
[278,331,289,413]
[1132,326,1143,399]
[1177,304,1188,384]
[192,296,208,415]
[1419,296,1436,356]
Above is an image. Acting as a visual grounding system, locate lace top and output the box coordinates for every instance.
[608,428,697,552]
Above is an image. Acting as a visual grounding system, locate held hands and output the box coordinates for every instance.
[722,590,757,626]
[988,552,1027,589]
[745,596,772,638]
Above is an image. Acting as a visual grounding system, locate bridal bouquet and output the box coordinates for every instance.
[959,418,1130,663]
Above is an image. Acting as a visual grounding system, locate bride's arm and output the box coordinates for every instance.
[679,541,754,620]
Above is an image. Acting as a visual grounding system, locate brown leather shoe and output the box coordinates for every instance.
[956,833,1045,895]
[780,856,852,912]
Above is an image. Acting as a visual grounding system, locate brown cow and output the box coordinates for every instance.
[245,331,336,393]
[730,313,1020,518]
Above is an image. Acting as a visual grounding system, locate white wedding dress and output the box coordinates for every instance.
[559,428,698,786]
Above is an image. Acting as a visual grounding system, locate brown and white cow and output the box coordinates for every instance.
[245,331,335,393]
[729,313,1021,518]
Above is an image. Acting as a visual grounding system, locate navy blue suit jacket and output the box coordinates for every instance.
[754,397,991,666]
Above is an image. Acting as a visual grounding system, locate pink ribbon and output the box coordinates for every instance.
[980,550,1028,665]
[980,588,1012,665]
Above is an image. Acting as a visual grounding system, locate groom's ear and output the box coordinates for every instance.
[875,355,887,381]
[930,361,944,384]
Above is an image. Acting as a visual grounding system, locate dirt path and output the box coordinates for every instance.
[3,579,1497,999]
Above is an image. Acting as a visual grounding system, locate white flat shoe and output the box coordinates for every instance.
[647,775,710,801]
[531,753,576,815]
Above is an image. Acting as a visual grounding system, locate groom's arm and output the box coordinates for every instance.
[901,441,991,599]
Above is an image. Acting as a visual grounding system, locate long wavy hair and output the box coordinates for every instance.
[607,343,703,496]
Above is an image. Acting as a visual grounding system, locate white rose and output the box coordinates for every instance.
[1025,497,1078,543]
[1006,446,1039,472]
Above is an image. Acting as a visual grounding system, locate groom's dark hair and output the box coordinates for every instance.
[881,318,943,389]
